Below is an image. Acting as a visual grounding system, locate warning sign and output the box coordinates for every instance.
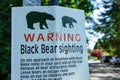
[11,6,89,80]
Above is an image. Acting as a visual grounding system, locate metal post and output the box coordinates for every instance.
[51,0,59,6]
[23,0,41,6]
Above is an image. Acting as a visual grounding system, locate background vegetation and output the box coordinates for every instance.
[93,0,120,57]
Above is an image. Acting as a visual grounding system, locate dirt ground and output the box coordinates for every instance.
[89,63,120,80]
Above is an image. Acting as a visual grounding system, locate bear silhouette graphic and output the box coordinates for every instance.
[26,11,55,29]
[62,16,77,28]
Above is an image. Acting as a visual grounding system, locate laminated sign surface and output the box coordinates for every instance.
[11,6,89,80]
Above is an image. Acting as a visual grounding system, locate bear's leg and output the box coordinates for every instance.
[63,23,67,28]
[69,23,74,28]
[27,22,35,29]
[39,23,44,29]
[43,21,48,29]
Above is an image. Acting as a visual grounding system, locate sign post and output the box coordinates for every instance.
[51,0,59,5]
[12,6,89,80]
[23,0,41,6]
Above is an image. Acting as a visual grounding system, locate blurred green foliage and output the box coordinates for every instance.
[94,0,120,57]
[0,0,11,80]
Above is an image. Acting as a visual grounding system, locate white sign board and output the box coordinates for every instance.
[12,6,89,80]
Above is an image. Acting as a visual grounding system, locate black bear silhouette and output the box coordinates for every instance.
[26,11,55,29]
[62,16,77,28]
